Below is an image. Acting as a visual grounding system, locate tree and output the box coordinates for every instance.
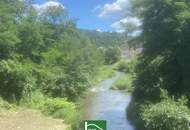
[127,0,190,129]
[104,47,121,64]
[0,0,23,59]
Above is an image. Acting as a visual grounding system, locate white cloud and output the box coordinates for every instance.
[33,1,64,13]
[96,0,129,18]
[111,17,141,30]
[96,29,103,32]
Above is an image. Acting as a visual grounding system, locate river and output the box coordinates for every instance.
[82,72,134,130]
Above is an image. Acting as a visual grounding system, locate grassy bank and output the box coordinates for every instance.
[109,59,136,91]
[0,64,117,130]
[111,74,133,92]
[20,92,79,125]
[90,65,117,85]
[0,93,78,130]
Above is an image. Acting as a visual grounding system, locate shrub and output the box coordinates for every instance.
[42,98,78,123]
[104,47,121,65]
[20,91,47,109]
[117,60,129,72]
[0,60,36,102]
[111,74,133,91]
[117,59,137,74]
[0,97,13,110]
[141,99,190,130]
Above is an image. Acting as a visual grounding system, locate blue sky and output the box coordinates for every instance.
[34,0,133,32]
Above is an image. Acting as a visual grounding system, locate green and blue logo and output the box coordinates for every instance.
[84,120,107,130]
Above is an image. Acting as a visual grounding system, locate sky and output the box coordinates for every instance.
[34,0,137,32]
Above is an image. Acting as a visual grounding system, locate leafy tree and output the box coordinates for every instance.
[104,47,121,64]
[127,0,190,129]
[0,0,22,59]
[0,0,106,103]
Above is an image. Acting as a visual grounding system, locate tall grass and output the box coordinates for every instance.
[111,74,134,92]
[90,65,116,85]
[20,91,78,124]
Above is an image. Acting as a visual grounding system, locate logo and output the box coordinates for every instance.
[84,120,106,130]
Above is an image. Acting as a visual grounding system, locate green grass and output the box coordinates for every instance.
[111,74,134,92]
[42,98,79,123]
[90,64,117,85]
[19,91,79,124]
[0,98,15,111]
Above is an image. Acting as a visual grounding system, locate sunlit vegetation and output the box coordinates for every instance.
[110,59,135,91]
[111,74,133,91]
[0,0,124,127]
[81,30,126,47]
[1,0,189,130]
[0,98,14,111]
[90,65,116,85]
[127,0,190,130]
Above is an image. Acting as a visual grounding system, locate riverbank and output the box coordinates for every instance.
[111,73,134,92]
[89,65,117,85]
[0,96,76,130]
[0,64,117,130]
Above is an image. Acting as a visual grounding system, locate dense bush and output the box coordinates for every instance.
[127,1,190,129]
[42,98,78,123]
[0,60,36,102]
[117,59,136,74]
[117,60,129,72]
[104,47,121,65]
[35,64,90,101]
[0,98,13,110]
[141,99,190,130]
[0,0,107,103]
[111,74,133,91]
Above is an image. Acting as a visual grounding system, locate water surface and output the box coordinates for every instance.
[82,72,134,130]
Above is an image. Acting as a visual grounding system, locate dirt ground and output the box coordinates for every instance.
[0,109,67,130]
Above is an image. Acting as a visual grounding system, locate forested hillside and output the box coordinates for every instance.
[81,29,126,47]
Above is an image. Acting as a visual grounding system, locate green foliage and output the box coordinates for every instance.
[20,90,47,109]
[0,60,36,102]
[132,0,190,99]
[42,98,78,123]
[0,0,128,128]
[90,65,116,85]
[0,98,13,110]
[81,29,126,47]
[0,0,22,60]
[117,59,136,74]
[0,0,107,103]
[17,19,44,62]
[117,60,129,72]
[104,47,121,65]
[141,99,190,130]
[111,74,133,91]
[20,92,79,124]
[127,0,190,129]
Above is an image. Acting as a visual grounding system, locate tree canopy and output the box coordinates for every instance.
[127,0,190,130]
